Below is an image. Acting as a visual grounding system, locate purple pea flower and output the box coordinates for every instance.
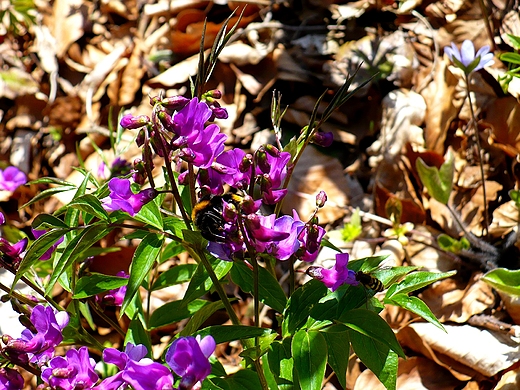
[255,151,291,205]
[293,211,325,262]
[0,166,27,192]
[0,237,28,268]
[96,343,174,390]
[165,335,216,390]
[32,229,64,261]
[101,178,156,217]
[306,253,358,292]
[246,214,304,261]
[311,130,334,147]
[444,40,494,74]
[41,347,99,390]
[3,305,69,366]
[0,367,24,390]
[172,98,227,169]
[0,212,5,225]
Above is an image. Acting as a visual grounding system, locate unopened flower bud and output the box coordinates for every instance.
[157,110,177,133]
[256,149,269,173]
[133,159,146,186]
[240,195,261,215]
[239,154,253,173]
[311,131,334,147]
[136,128,146,147]
[316,191,327,208]
[160,95,190,110]
[264,144,280,157]
[259,174,272,192]
[212,106,228,120]
[178,171,189,186]
[223,202,237,222]
[207,89,222,99]
[120,114,150,130]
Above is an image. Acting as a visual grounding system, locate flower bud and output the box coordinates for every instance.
[160,95,190,110]
[212,106,228,120]
[264,144,280,157]
[178,171,189,186]
[120,114,150,130]
[157,110,177,133]
[255,148,269,174]
[239,154,253,173]
[316,191,327,208]
[133,159,146,186]
[311,131,334,147]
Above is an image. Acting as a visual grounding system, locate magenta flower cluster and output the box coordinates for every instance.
[1,303,216,390]
[101,177,156,216]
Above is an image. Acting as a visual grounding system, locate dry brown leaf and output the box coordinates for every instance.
[0,68,39,99]
[402,323,520,377]
[419,272,495,323]
[48,0,85,58]
[489,201,519,238]
[483,97,520,156]
[420,58,460,154]
[118,41,146,106]
[407,226,459,272]
[282,146,348,224]
[147,54,199,87]
[494,366,520,389]
[354,357,462,390]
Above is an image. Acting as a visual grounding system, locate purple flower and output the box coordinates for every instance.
[32,229,64,261]
[172,98,227,169]
[120,114,151,130]
[311,131,334,147]
[0,237,28,268]
[41,347,98,390]
[4,305,69,366]
[0,166,27,192]
[247,214,304,261]
[96,343,174,390]
[0,212,5,225]
[255,150,291,205]
[0,367,24,390]
[306,253,358,292]
[444,40,494,74]
[165,335,215,390]
[203,149,252,194]
[293,211,325,262]
[96,271,128,306]
[101,178,156,216]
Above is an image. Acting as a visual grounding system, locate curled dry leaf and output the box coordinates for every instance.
[483,97,520,156]
[489,201,519,238]
[419,272,495,323]
[406,226,459,272]
[367,88,426,166]
[400,323,520,378]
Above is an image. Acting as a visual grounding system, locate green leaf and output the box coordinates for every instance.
[322,324,350,390]
[149,299,210,329]
[17,228,72,278]
[385,271,455,298]
[180,301,226,336]
[500,52,520,65]
[133,197,163,229]
[509,190,520,208]
[121,233,164,315]
[73,273,128,299]
[230,261,287,313]
[349,330,398,390]
[20,185,76,209]
[183,256,233,303]
[437,234,470,253]
[210,369,263,390]
[341,208,363,242]
[125,314,152,357]
[32,214,69,229]
[46,224,112,296]
[340,308,405,358]
[292,330,327,390]
[283,279,328,337]
[266,339,294,387]
[416,149,454,204]
[151,264,197,291]
[506,34,520,50]
[482,268,520,296]
[387,294,445,331]
[195,325,273,344]
[68,194,110,221]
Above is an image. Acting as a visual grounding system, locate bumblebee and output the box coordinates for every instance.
[191,194,243,243]
[355,271,384,292]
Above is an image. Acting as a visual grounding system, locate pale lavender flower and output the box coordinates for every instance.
[444,40,494,74]
[0,167,27,192]
[165,335,215,390]
[101,178,156,216]
[0,367,24,390]
[306,253,358,292]
[41,347,99,390]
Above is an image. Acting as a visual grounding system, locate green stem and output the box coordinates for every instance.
[464,73,489,236]
[88,301,126,338]
[288,257,295,296]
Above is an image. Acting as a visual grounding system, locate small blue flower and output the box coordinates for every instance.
[444,40,494,74]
